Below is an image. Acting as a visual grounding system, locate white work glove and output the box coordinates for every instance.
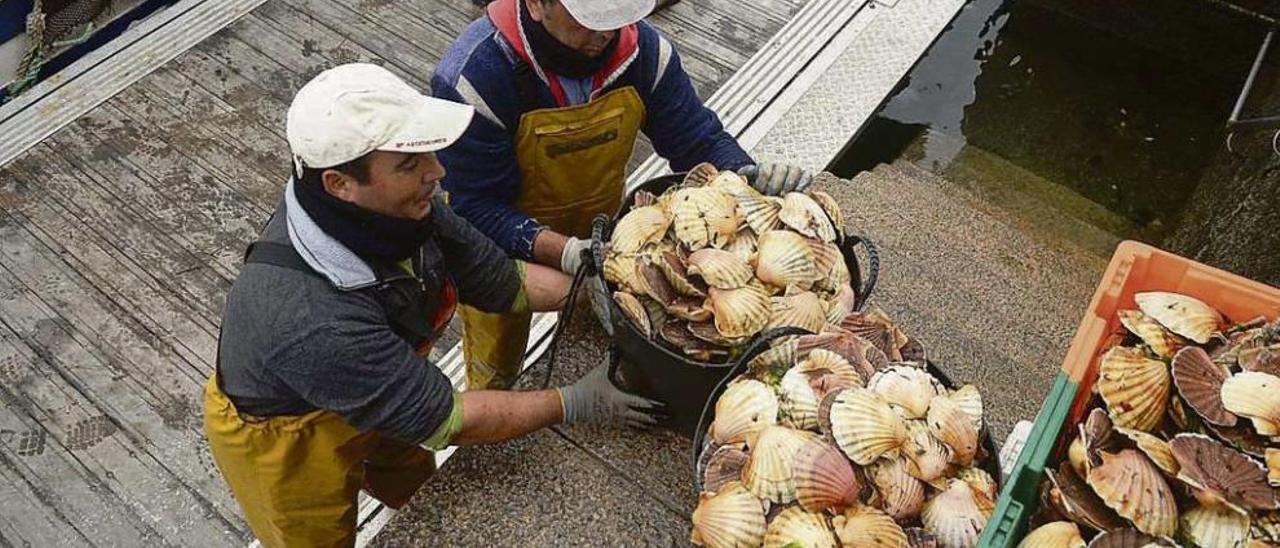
[559,236,592,275]
[738,163,813,195]
[558,361,666,429]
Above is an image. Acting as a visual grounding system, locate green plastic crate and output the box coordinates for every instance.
[977,372,1078,547]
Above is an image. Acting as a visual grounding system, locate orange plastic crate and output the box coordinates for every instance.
[981,240,1280,547]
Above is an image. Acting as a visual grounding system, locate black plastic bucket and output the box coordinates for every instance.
[688,327,1003,496]
[588,173,880,438]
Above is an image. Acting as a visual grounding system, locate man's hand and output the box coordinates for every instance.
[558,362,665,429]
[559,237,592,275]
[737,163,813,195]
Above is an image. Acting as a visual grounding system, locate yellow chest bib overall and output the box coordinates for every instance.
[462,87,646,389]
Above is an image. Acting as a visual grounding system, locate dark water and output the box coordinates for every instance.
[829,0,1266,239]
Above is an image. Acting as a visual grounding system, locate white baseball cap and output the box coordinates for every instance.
[286,63,474,172]
[559,0,655,32]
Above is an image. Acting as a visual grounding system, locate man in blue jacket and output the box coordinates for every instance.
[433,0,812,389]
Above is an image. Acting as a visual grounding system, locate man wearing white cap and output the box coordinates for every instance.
[202,63,663,548]
[434,0,813,390]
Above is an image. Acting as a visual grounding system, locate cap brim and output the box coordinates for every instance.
[379,96,475,154]
[562,0,654,31]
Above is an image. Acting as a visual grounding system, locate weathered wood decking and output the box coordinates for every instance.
[0,0,803,544]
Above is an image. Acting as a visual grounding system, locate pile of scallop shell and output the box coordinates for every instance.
[602,163,856,362]
[690,307,999,548]
[1020,291,1280,548]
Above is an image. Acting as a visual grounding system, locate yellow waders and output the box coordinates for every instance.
[462,87,646,390]
[204,375,436,548]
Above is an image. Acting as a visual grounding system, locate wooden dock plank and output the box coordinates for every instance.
[0,447,94,547]
[54,107,264,278]
[0,245,244,537]
[0,365,160,544]
[3,148,230,332]
[250,2,424,88]
[0,325,244,546]
[276,0,436,83]
[130,65,289,192]
[0,186,219,381]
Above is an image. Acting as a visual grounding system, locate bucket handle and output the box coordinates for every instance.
[689,326,812,495]
[840,233,880,312]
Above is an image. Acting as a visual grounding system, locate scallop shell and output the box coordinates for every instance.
[1178,503,1249,548]
[921,479,994,548]
[711,378,779,445]
[1169,432,1277,512]
[780,366,821,431]
[1067,435,1088,479]
[756,230,819,290]
[1097,346,1170,432]
[612,291,650,336]
[668,296,714,322]
[683,162,721,187]
[634,258,679,306]
[1046,462,1126,533]
[927,395,979,466]
[826,284,857,325]
[797,330,883,382]
[672,187,742,250]
[867,456,927,522]
[701,443,750,494]
[793,439,861,513]
[742,425,820,503]
[1080,408,1119,470]
[829,388,908,464]
[746,339,799,385]
[691,480,767,548]
[1019,521,1086,548]
[948,385,985,432]
[763,506,837,548]
[798,349,866,391]
[904,527,939,548]
[1240,343,1280,377]
[1221,371,1280,436]
[688,249,754,289]
[602,251,640,292]
[707,169,754,194]
[869,366,946,419]
[768,291,828,334]
[779,192,837,242]
[1084,528,1175,548]
[1118,310,1187,360]
[689,321,750,348]
[1086,449,1178,537]
[807,239,842,281]
[659,251,707,298]
[1268,448,1280,487]
[1135,291,1224,345]
[1112,427,1179,477]
[631,189,658,208]
[1172,346,1238,427]
[832,505,908,548]
[738,193,782,235]
[807,189,845,234]
[708,282,771,338]
[725,229,758,264]
[610,205,671,254]
[902,420,951,484]
[956,467,1000,503]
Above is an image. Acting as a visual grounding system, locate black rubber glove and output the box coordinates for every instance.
[737,163,814,195]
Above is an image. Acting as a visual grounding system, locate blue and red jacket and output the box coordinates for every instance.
[431,0,754,260]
